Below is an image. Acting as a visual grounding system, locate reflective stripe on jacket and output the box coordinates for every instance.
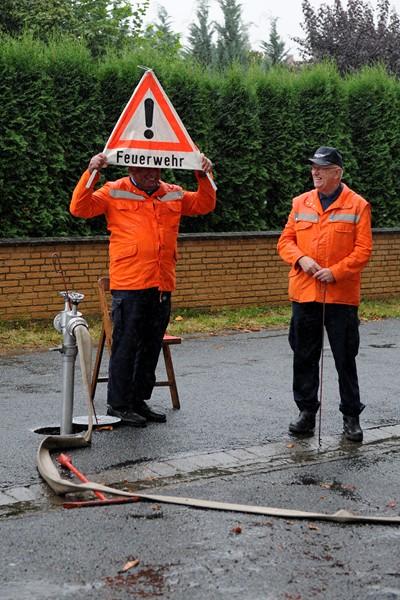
[277,184,372,305]
[70,170,216,291]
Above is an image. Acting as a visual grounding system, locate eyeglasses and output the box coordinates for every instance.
[310,165,339,172]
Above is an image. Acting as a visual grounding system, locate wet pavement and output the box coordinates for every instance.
[0,318,399,599]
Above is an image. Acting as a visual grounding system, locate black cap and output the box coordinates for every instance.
[308,146,343,167]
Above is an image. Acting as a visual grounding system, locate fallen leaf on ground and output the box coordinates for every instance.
[174,315,184,321]
[96,425,113,431]
[308,523,320,531]
[286,443,295,448]
[118,558,140,573]
[341,484,356,491]
[231,526,242,534]
[263,521,273,527]
[320,482,333,489]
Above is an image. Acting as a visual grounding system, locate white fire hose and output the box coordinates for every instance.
[36,314,400,525]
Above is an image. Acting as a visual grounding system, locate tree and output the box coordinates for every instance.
[73,0,148,56]
[186,0,215,66]
[0,0,76,38]
[260,17,289,66]
[215,0,250,67]
[143,5,181,57]
[295,0,400,75]
[0,0,150,57]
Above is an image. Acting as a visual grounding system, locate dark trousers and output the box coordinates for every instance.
[288,302,365,417]
[107,288,171,410]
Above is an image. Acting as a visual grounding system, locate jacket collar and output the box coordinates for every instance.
[305,184,354,213]
[126,178,172,199]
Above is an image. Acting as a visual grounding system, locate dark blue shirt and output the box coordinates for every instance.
[319,183,343,211]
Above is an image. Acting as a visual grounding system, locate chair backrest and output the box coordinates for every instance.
[97,276,112,353]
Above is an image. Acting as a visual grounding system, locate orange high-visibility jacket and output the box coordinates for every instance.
[277,184,372,306]
[70,170,216,291]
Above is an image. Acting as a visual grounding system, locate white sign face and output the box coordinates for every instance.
[104,70,202,171]
[120,90,179,143]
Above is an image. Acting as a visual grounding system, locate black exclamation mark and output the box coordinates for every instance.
[144,98,154,139]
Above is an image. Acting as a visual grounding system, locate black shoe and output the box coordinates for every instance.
[134,401,166,423]
[343,415,363,442]
[289,410,316,435]
[107,406,147,427]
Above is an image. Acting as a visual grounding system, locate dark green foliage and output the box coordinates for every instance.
[294,63,357,194]
[254,68,304,229]
[1,36,400,238]
[296,63,352,159]
[44,39,105,235]
[186,0,215,67]
[142,6,181,57]
[345,67,400,226]
[97,53,143,145]
[160,64,216,233]
[0,0,150,58]
[260,18,289,67]
[0,0,76,39]
[0,35,106,237]
[215,0,251,68]
[0,36,64,236]
[204,68,267,231]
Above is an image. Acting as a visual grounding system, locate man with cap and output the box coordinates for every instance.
[277,146,372,442]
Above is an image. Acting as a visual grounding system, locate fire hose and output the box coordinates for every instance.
[36,266,400,524]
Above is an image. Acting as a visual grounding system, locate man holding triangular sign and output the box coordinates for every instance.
[70,69,216,426]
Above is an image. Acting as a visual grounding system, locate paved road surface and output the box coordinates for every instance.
[0,318,399,599]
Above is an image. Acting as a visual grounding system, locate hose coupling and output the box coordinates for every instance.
[66,316,89,337]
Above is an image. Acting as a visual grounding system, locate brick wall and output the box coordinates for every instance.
[0,230,399,320]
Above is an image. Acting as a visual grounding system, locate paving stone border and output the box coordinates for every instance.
[1,425,398,511]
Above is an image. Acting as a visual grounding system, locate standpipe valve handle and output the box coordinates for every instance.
[56,453,106,501]
[52,253,72,311]
[56,453,142,509]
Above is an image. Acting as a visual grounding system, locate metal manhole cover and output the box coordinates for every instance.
[73,415,121,426]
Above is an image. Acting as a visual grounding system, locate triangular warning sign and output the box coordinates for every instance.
[103,69,202,170]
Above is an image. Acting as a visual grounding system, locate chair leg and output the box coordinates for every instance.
[90,327,106,401]
[162,343,180,409]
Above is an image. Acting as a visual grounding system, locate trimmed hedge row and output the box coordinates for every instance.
[1,36,400,237]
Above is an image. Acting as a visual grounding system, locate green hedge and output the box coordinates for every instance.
[345,67,400,226]
[1,35,400,237]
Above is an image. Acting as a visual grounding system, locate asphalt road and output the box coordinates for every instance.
[0,318,399,599]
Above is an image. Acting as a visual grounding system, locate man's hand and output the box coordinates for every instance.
[313,268,335,283]
[298,256,322,275]
[195,154,213,177]
[88,153,108,174]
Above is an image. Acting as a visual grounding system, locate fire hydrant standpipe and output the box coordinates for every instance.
[53,291,88,435]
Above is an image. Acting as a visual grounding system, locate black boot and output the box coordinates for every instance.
[106,406,147,427]
[343,415,363,442]
[289,410,316,435]
[134,401,166,423]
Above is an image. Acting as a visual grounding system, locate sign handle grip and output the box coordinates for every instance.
[85,170,97,189]
[207,172,217,191]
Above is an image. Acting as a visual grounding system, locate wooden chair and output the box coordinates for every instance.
[90,276,181,409]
